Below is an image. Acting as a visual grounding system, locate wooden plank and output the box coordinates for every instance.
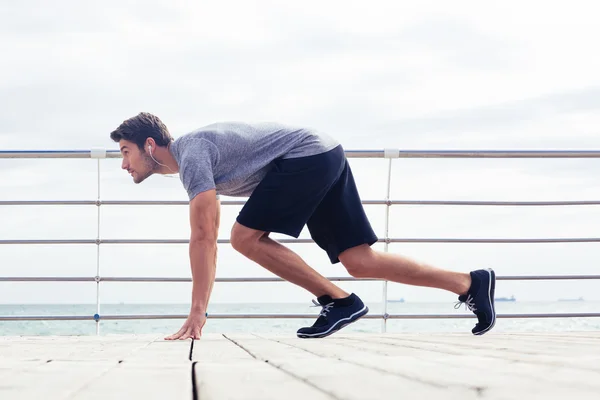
[192,334,334,400]
[0,334,161,361]
[362,334,600,371]
[70,363,192,400]
[0,360,117,400]
[349,334,600,374]
[0,336,142,400]
[375,332,600,353]
[278,333,599,399]
[225,334,478,400]
[499,332,600,340]
[255,334,543,399]
[0,335,192,400]
[71,338,192,400]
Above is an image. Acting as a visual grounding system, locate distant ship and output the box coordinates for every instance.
[495,295,516,302]
[388,298,405,303]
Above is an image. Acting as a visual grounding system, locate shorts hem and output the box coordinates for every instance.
[329,234,379,264]
[235,215,303,238]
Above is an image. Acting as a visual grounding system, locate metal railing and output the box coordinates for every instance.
[1,148,600,335]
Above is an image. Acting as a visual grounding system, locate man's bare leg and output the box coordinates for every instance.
[337,244,497,335]
[230,222,349,299]
[338,244,471,295]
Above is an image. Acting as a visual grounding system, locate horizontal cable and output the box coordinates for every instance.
[2,199,600,206]
[0,276,377,283]
[0,200,98,206]
[387,200,600,206]
[0,239,99,244]
[498,274,600,280]
[3,149,600,159]
[388,238,600,243]
[1,312,600,322]
[0,277,96,282]
[384,313,600,319]
[1,275,600,283]
[0,315,93,321]
[0,150,121,159]
[392,150,600,158]
[2,238,600,245]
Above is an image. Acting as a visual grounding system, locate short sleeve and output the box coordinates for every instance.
[177,139,219,200]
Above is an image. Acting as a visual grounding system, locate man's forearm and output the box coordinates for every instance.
[189,238,217,312]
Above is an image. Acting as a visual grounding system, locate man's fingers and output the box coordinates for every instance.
[193,327,202,340]
[165,331,181,340]
[164,323,188,340]
[179,327,193,340]
[163,318,204,341]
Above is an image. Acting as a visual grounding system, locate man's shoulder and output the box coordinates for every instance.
[171,132,219,166]
[179,120,314,134]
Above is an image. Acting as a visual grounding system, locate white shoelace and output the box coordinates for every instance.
[312,299,334,317]
[455,294,477,312]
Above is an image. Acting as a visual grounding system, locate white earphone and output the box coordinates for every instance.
[147,142,177,175]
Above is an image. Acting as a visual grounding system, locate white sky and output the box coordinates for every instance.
[1,0,600,305]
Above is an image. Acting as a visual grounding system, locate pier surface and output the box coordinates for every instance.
[1,332,599,399]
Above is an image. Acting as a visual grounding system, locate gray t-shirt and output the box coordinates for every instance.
[169,121,339,200]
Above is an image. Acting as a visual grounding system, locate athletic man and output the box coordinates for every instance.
[109,112,496,340]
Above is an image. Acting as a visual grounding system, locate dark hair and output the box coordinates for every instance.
[109,112,173,150]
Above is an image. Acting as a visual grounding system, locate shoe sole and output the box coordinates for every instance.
[474,268,496,335]
[297,305,369,339]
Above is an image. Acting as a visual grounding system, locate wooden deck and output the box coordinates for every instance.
[1,332,599,399]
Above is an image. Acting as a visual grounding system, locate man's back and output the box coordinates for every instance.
[169,121,339,199]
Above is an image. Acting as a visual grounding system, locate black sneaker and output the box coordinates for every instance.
[297,293,369,338]
[455,268,496,335]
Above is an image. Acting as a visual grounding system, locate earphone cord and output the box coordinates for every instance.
[149,146,178,177]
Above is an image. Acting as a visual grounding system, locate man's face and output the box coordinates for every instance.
[119,139,156,184]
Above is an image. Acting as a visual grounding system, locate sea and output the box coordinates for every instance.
[1,301,599,336]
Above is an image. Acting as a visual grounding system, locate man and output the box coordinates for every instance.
[110,112,496,340]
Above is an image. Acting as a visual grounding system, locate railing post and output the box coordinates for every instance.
[382,149,399,333]
[91,149,106,335]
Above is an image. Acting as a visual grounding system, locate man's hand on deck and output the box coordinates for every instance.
[165,310,206,340]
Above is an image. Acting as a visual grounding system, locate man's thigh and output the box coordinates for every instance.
[236,145,346,238]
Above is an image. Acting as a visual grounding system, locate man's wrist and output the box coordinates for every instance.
[191,305,207,314]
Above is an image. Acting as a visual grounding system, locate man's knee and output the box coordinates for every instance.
[338,244,377,278]
[230,222,265,255]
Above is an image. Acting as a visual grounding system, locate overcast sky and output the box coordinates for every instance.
[1,1,600,306]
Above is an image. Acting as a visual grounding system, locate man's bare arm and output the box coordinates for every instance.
[188,189,220,313]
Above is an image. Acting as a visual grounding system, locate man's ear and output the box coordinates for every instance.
[145,138,155,152]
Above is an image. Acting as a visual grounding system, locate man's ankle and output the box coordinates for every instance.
[458,272,472,295]
[326,289,350,300]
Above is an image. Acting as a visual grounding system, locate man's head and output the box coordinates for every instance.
[110,112,173,183]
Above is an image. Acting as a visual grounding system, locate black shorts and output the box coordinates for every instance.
[236,144,378,263]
